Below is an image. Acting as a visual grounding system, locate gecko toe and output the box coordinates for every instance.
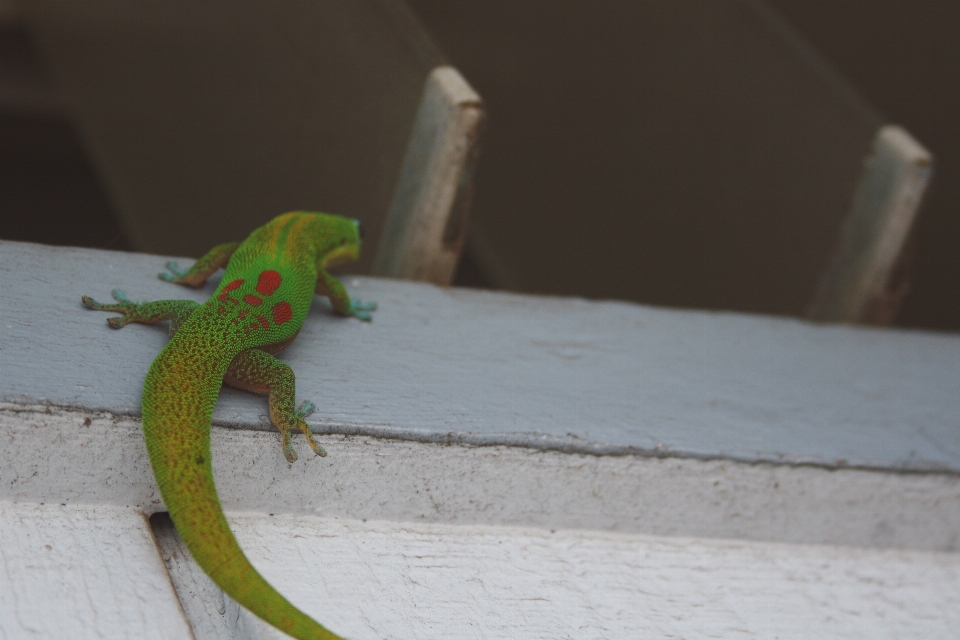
[296,401,316,418]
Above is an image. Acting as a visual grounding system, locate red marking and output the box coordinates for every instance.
[255,315,270,329]
[243,294,263,306]
[272,301,293,325]
[217,305,227,315]
[244,327,250,336]
[256,270,282,296]
[217,279,245,303]
[238,309,250,319]
[249,321,259,329]
[222,279,243,292]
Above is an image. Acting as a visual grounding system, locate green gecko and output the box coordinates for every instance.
[82,212,375,640]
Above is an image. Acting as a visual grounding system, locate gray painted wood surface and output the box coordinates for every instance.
[2,239,959,473]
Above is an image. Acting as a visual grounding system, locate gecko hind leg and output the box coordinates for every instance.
[160,241,240,287]
[224,348,326,463]
[82,291,198,335]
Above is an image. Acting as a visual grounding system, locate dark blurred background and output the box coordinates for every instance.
[2,1,958,331]
[766,1,959,331]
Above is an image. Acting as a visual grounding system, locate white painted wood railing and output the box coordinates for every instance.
[2,239,959,638]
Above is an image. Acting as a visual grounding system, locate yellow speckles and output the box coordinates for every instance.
[129,211,362,640]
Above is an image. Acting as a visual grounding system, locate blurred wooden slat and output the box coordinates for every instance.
[411,0,932,325]
[24,0,479,280]
[373,65,482,285]
[808,125,933,324]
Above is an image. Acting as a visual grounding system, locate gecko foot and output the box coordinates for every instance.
[349,299,377,322]
[296,401,316,419]
[294,400,327,457]
[81,290,138,328]
[158,261,189,282]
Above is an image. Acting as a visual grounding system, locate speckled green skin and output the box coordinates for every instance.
[82,212,376,640]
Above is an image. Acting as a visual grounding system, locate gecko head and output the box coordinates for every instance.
[318,214,362,269]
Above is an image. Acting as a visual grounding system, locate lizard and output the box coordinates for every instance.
[82,211,376,640]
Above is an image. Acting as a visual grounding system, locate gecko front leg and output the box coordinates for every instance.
[82,290,199,335]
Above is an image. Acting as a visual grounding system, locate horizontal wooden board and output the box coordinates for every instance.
[2,240,959,472]
[176,513,960,639]
[3,406,958,551]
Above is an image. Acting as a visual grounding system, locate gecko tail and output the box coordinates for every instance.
[165,480,340,640]
[141,346,343,640]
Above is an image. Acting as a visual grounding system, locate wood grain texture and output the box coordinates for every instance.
[169,513,960,639]
[0,502,193,639]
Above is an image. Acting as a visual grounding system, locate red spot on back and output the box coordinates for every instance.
[256,315,270,329]
[243,294,263,306]
[221,279,243,292]
[256,271,282,296]
[272,301,293,325]
[217,279,245,303]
